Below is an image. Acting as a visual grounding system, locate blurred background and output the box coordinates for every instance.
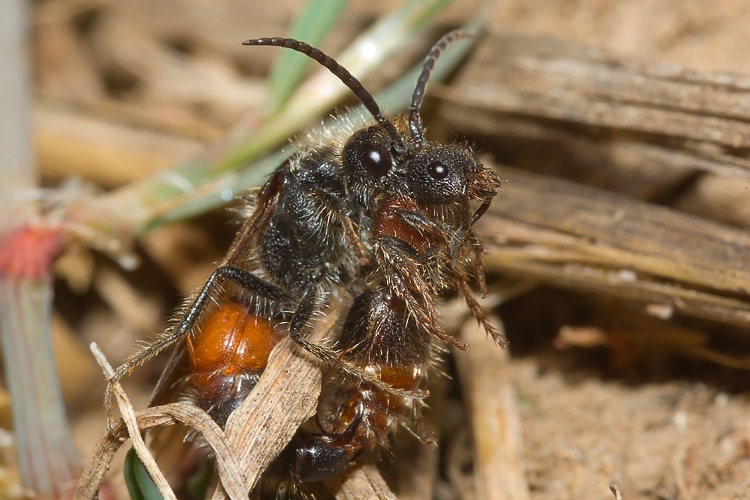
[5,0,750,498]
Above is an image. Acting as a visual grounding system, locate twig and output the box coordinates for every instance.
[454,314,529,500]
[479,166,750,327]
[35,105,203,187]
[334,464,398,500]
[89,343,176,499]
[75,403,247,500]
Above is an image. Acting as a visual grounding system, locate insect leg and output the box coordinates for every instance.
[287,286,427,402]
[471,240,491,297]
[309,186,368,265]
[401,402,435,445]
[374,236,467,350]
[287,287,334,362]
[458,279,507,348]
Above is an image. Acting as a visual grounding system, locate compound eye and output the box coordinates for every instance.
[358,142,391,177]
[427,161,448,180]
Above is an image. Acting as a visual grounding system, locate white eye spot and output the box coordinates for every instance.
[360,41,378,61]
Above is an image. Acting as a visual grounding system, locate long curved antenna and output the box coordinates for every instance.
[243,37,405,151]
[409,30,474,144]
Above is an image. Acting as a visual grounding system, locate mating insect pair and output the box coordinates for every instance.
[107,30,503,497]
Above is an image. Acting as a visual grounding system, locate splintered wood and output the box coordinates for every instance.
[434,30,750,327]
[441,31,750,180]
[479,166,750,326]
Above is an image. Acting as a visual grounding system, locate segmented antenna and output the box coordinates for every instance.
[409,30,474,144]
[243,37,405,152]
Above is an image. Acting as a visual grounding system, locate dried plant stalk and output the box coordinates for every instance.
[35,106,204,187]
[210,335,324,499]
[478,166,750,325]
[1,2,82,497]
[333,464,398,500]
[78,300,345,499]
[442,30,750,179]
[78,344,248,500]
[455,316,529,500]
[75,402,248,500]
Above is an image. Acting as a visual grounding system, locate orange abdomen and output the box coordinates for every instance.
[187,301,281,390]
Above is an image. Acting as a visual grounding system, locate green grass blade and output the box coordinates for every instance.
[265,0,349,115]
[144,11,487,229]
[376,9,487,112]
[123,448,164,500]
[62,0,457,255]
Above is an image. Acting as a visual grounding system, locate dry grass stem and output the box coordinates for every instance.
[609,485,623,500]
[334,464,398,500]
[88,342,177,499]
[455,316,529,500]
[74,403,249,500]
[478,166,750,327]
[35,105,204,187]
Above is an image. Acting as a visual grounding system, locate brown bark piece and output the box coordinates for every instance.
[446,31,750,152]
[478,166,750,326]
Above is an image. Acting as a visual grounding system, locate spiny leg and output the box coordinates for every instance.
[458,279,507,348]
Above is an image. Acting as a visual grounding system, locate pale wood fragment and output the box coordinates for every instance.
[334,464,398,500]
[674,172,750,230]
[90,343,178,500]
[454,316,529,500]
